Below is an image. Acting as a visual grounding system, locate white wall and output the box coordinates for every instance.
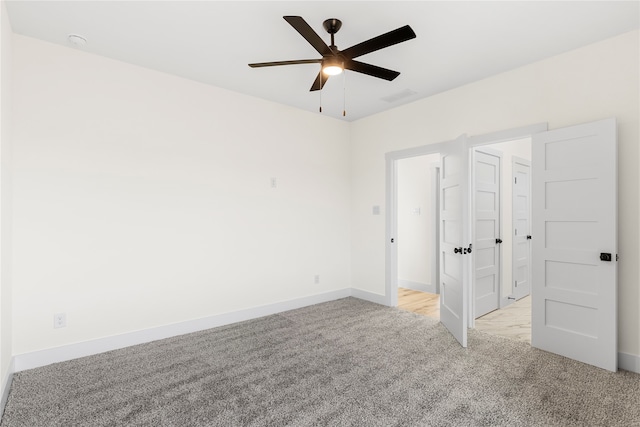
[397,153,439,292]
[11,35,351,355]
[350,31,640,358]
[0,0,12,402]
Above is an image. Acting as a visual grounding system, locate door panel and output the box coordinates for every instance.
[512,158,531,300]
[473,150,501,318]
[439,134,469,347]
[531,118,617,371]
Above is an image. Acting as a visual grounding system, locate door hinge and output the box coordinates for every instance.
[514,177,517,184]
[616,254,619,261]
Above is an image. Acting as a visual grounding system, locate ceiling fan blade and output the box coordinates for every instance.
[345,60,400,81]
[341,25,416,59]
[309,72,329,92]
[249,59,322,68]
[284,16,333,56]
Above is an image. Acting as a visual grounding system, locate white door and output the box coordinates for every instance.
[532,118,617,371]
[439,134,470,347]
[512,158,531,300]
[473,149,501,318]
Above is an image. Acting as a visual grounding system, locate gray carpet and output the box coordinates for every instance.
[1,297,639,426]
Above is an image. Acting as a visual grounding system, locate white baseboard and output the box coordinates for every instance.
[1,358,14,418]
[619,351,640,374]
[11,288,640,376]
[350,288,388,305]
[398,279,436,294]
[14,288,351,372]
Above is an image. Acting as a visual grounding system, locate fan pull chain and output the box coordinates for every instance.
[343,71,346,117]
[319,70,323,113]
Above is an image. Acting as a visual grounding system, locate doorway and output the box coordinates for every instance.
[386,120,618,371]
[396,153,441,320]
[472,137,532,343]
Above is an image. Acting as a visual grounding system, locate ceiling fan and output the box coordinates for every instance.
[249,16,416,91]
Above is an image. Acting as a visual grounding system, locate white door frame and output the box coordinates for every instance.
[385,142,450,307]
[385,123,547,315]
[465,123,547,327]
[430,163,441,294]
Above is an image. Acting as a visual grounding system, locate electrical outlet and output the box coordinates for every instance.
[314,274,320,284]
[54,313,66,329]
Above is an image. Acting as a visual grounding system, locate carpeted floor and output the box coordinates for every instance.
[1,297,639,426]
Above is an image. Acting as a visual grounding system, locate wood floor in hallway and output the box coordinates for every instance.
[397,287,440,319]
[397,287,531,343]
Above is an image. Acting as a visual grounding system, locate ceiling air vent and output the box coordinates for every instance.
[381,89,417,103]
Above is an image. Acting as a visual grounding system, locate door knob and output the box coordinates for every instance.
[496,238,503,244]
[454,247,462,254]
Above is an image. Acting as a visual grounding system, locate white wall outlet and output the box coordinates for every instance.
[314,274,320,284]
[372,205,381,215]
[270,177,277,188]
[54,313,66,329]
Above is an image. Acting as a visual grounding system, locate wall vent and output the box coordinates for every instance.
[381,89,417,103]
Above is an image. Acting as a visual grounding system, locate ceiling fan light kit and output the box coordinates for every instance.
[322,57,343,76]
[249,16,416,95]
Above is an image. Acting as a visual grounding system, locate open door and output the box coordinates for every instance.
[512,158,531,300]
[473,149,501,318]
[532,118,617,371]
[439,134,470,347]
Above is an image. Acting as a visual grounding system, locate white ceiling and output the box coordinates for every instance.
[5,1,640,121]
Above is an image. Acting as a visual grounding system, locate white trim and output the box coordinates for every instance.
[385,141,451,162]
[469,123,548,147]
[5,292,638,379]
[351,288,388,306]
[618,352,640,374]
[397,279,436,294]
[1,358,14,417]
[386,142,449,308]
[13,289,351,372]
[385,154,398,307]
[430,162,441,295]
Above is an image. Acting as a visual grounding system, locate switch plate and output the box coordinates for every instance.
[314,274,320,284]
[372,205,380,215]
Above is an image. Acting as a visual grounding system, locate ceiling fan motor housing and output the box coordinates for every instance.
[323,19,342,34]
